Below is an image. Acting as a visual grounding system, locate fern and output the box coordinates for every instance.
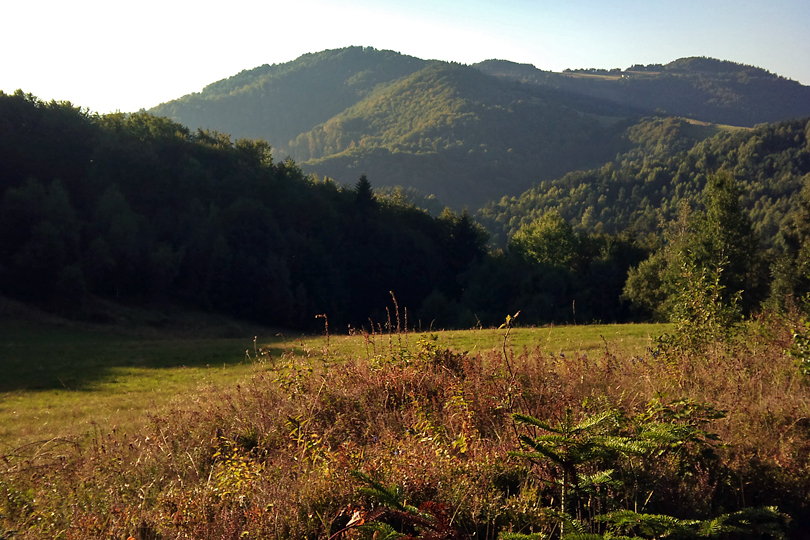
[358,521,406,539]
[351,470,419,514]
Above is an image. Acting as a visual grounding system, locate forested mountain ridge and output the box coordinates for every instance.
[150,47,428,153]
[289,62,636,206]
[475,56,810,127]
[479,116,810,245]
[150,48,810,208]
[6,89,810,327]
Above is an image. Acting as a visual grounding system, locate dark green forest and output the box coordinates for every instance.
[481,116,810,318]
[0,91,489,329]
[4,81,810,329]
[0,91,650,328]
[481,117,810,242]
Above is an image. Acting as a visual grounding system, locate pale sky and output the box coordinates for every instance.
[3,0,809,114]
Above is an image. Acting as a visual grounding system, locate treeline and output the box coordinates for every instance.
[0,91,653,329]
[0,91,486,328]
[6,90,810,329]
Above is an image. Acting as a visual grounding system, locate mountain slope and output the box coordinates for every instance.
[150,46,427,152]
[479,117,810,245]
[289,62,638,206]
[150,48,810,209]
[475,57,810,127]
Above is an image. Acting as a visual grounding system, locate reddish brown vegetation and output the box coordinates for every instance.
[1,318,808,538]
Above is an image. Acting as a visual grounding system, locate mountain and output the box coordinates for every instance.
[288,62,638,206]
[152,47,642,207]
[150,48,810,208]
[150,47,428,153]
[475,57,810,127]
[479,116,810,245]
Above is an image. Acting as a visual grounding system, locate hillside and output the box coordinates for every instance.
[0,91,665,327]
[150,46,428,152]
[290,62,637,206]
[475,56,810,127]
[0,91,490,329]
[152,49,642,207]
[149,48,810,208]
[479,116,810,244]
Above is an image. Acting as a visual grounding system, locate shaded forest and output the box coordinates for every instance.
[0,91,486,329]
[4,87,810,329]
[0,91,648,328]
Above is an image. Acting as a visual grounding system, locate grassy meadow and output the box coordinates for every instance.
[2,305,809,538]
[0,307,662,450]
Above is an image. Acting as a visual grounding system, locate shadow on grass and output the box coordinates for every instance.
[0,320,293,392]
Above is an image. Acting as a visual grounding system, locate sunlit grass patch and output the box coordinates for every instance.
[0,319,665,450]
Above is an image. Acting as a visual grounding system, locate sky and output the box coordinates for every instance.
[3,0,809,114]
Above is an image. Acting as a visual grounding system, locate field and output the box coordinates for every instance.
[0,305,664,451]
[2,305,809,539]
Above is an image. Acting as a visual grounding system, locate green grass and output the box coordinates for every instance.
[0,319,268,451]
[292,323,667,361]
[0,315,667,452]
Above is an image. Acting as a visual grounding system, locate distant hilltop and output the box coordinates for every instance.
[149,46,810,207]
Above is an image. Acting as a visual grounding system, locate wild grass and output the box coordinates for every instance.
[0,313,661,450]
[0,318,265,451]
[1,311,807,538]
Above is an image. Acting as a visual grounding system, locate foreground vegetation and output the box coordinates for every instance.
[0,301,660,450]
[1,312,807,538]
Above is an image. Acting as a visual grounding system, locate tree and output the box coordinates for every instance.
[354,174,376,211]
[509,210,579,270]
[690,171,761,311]
[624,171,760,325]
[0,178,83,302]
[767,173,810,310]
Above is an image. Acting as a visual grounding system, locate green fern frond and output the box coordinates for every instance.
[595,435,654,455]
[510,445,566,466]
[571,410,617,434]
[351,470,416,514]
[698,506,788,538]
[578,469,615,487]
[639,422,697,443]
[530,434,575,446]
[513,413,561,433]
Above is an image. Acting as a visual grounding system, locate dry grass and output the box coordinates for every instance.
[1,316,808,538]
